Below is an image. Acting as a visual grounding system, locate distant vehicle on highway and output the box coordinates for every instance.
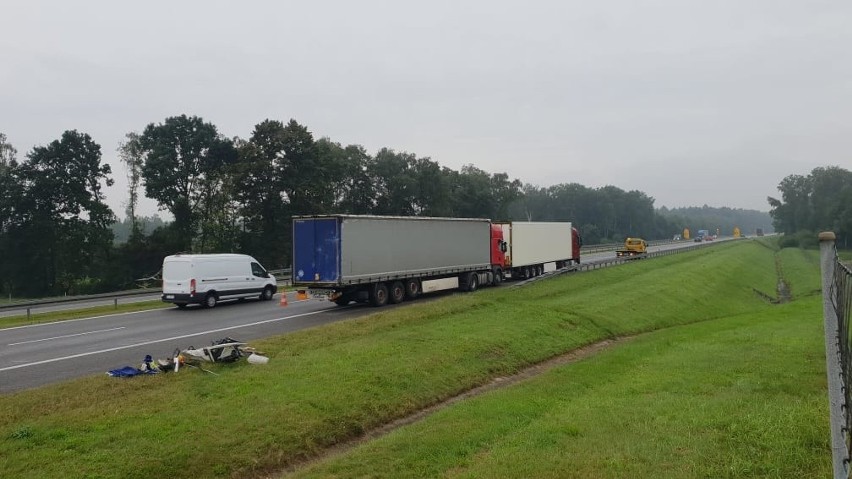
[616,237,648,257]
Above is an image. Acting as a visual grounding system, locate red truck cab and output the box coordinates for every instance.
[490,223,507,281]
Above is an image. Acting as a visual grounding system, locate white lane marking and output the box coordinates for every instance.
[0,308,331,372]
[1,307,166,331]
[8,327,126,346]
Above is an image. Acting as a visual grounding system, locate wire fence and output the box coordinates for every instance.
[820,232,852,479]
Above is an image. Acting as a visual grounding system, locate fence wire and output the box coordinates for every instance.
[825,239,852,478]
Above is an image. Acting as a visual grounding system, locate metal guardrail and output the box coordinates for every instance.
[820,232,851,479]
[0,268,293,312]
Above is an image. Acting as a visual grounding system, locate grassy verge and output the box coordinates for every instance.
[0,241,823,478]
[777,248,821,300]
[292,297,828,478]
[0,300,171,329]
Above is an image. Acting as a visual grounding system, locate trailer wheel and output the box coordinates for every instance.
[334,298,350,306]
[370,283,389,307]
[389,281,405,304]
[404,279,421,299]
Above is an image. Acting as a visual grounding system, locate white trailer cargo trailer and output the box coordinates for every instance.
[292,215,502,307]
[496,221,578,279]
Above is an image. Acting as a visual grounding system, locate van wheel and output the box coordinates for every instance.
[404,279,421,299]
[260,285,275,301]
[176,303,187,309]
[369,283,389,307]
[204,293,218,309]
[389,281,405,304]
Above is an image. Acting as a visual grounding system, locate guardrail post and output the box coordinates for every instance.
[114,298,118,309]
[819,231,848,479]
[27,308,31,322]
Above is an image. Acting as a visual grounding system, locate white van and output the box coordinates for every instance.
[161,254,277,308]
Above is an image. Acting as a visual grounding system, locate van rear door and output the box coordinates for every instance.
[163,258,193,295]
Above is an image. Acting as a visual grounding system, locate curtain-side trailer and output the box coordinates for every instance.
[292,215,505,307]
[496,222,580,279]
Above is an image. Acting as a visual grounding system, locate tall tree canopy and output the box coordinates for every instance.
[8,131,115,295]
[768,166,852,245]
[138,115,236,251]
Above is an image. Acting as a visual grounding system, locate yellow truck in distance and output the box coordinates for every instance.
[616,237,648,258]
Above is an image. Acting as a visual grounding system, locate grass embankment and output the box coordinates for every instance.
[0,301,171,329]
[0,241,829,478]
[293,298,827,478]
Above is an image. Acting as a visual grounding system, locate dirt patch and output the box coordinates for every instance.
[270,337,632,478]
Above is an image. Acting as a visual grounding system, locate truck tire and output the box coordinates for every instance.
[389,281,405,304]
[468,272,479,292]
[491,267,503,286]
[370,283,389,307]
[404,279,421,299]
[334,298,351,306]
[204,293,218,309]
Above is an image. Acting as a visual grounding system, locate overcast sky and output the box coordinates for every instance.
[2,0,850,218]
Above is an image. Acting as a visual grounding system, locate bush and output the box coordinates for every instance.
[778,230,819,249]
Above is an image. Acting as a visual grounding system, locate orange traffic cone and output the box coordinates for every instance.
[279,291,288,307]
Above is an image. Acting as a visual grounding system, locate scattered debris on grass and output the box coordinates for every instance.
[106,337,270,378]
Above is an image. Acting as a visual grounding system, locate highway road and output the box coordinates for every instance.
[0,239,724,393]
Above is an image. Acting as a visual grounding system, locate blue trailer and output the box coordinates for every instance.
[292,215,499,307]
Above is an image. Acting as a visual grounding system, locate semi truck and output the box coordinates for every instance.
[292,215,505,307]
[496,221,580,279]
[291,215,581,307]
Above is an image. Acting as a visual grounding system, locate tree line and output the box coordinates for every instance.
[0,118,769,298]
[768,166,852,249]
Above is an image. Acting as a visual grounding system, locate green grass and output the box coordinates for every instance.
[777,248,822,300]
[0,241,828,478]
[292,298,828,478]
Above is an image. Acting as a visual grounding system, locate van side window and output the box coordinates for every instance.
[251,263,267,278]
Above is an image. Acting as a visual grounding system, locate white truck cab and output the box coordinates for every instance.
[161,254,277,308]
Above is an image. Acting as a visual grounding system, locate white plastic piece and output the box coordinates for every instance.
[247,354,269,365]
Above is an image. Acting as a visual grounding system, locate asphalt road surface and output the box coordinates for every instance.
[0,294,372,393]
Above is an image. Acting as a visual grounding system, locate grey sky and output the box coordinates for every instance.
[2,0,850,217]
